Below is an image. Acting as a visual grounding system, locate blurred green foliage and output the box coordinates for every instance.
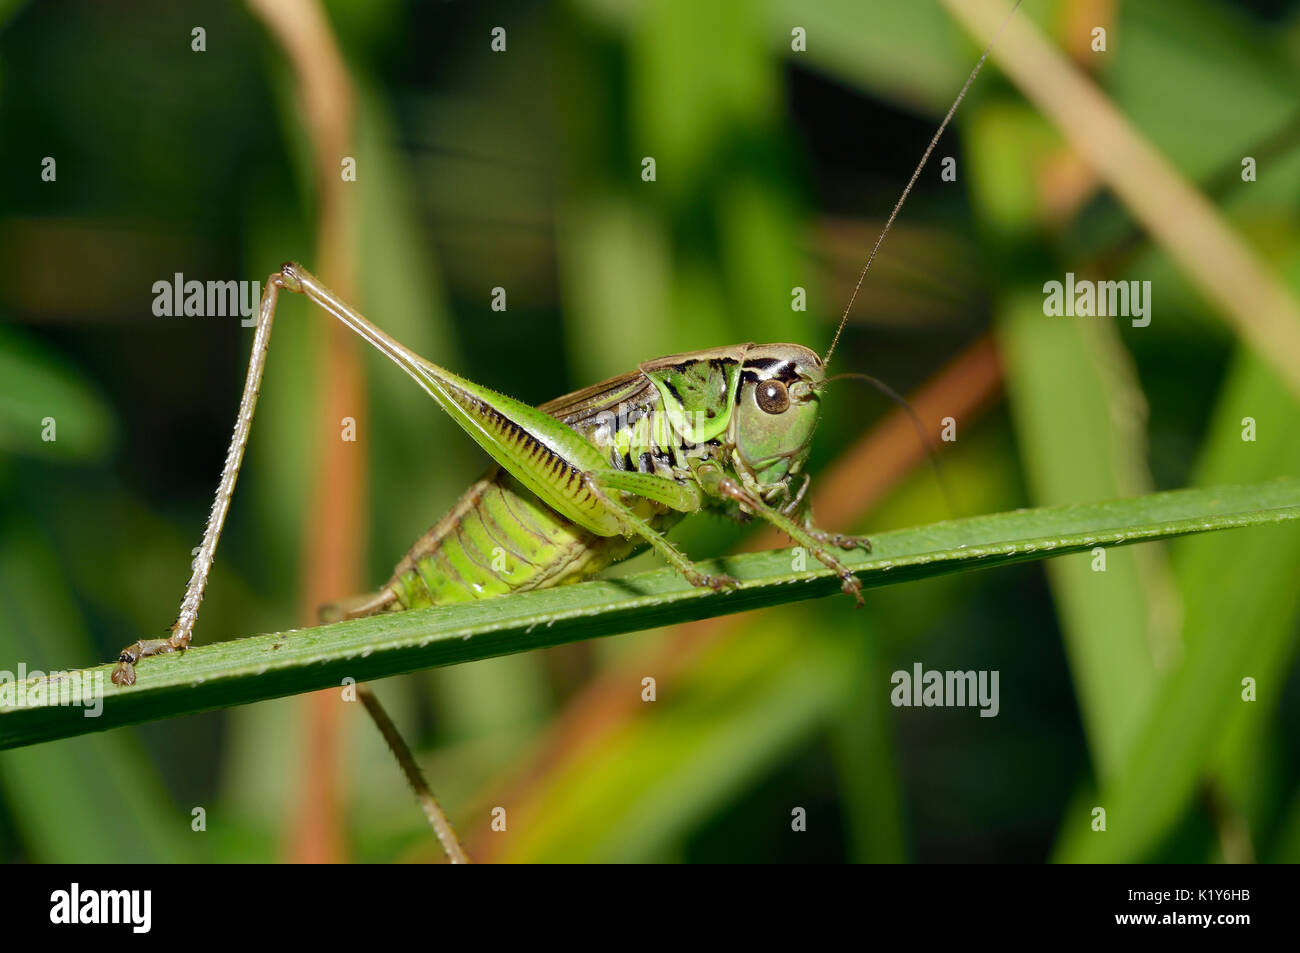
[0,0,1297,863]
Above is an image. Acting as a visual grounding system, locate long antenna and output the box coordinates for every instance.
[823,0,1025,367]
[822,371,958,514]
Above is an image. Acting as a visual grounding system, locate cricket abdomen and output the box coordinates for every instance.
[386,467,681,610]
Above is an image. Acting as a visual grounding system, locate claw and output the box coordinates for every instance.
[806,524,873,553]
[688,570,739,592]
[840,571,864,607]
[108,635,186,688]
[111,642,143,686]
[833,534,872,552]
[111,662,136,687]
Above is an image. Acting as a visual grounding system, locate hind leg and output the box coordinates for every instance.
[318,587,397,624]
[318,586,470,863]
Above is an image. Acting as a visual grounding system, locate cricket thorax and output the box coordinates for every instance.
[567,344,823,484]
[564,353,741,478]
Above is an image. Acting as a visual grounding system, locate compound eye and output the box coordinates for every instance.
[755,379,790,414]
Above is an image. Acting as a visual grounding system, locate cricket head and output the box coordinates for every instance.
[732,343,824,487]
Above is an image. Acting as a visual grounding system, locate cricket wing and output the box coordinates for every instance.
[539,344,751,428]
[538,369,658,425]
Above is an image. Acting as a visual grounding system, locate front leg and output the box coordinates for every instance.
[780,473,871,552]
[692,460,865,606]
[804,517,873,553]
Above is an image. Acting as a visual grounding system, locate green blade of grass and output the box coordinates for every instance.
[1055,355,1300,863]
[997,271,1173,784]
[0,522,197,861]
[3,478,1298,751]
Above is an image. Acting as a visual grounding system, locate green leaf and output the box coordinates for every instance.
[3,479,1298,751]
[830,632,910,863]
[0,522,195,861]
[997,287,1173,781]
[1055,353,1300,863]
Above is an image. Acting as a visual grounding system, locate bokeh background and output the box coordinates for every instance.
[1,0,1299,863]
